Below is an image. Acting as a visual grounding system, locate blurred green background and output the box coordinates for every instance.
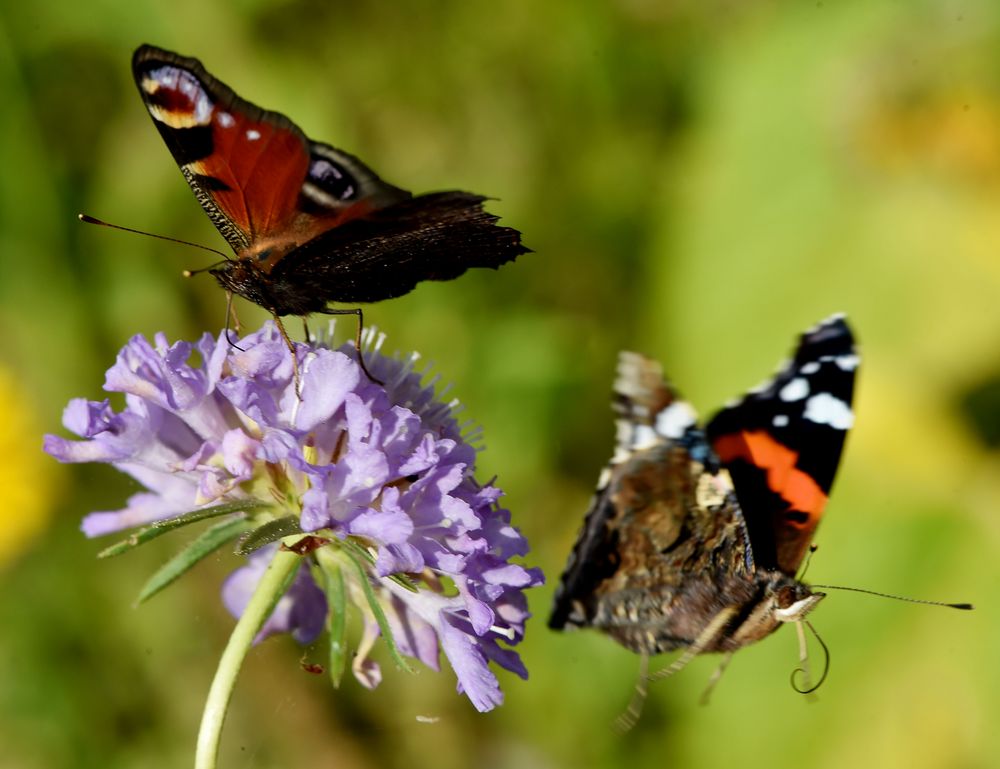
[1,1,997,767]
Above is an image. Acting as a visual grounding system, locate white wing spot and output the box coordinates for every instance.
[144,67,215,127]
[835,353,860,371]
[800,361,820,375]
[246,129,261,141]
[218,111,235,128]
[772,414,790,428]
[655,401,697,439]
[611,446,631,465]
[631,424,660,450]
[779,377,810,402]
[804,393,854,429]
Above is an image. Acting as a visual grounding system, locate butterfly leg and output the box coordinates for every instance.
[301,317,313,344]
[223,291,245,350]
[698,652,733,706]
[319,307,384,385]
[271,313,302,396]
[615,606,738,730]
[614,652,649,734]
[647,604,739,685]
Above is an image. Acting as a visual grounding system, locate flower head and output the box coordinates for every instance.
[45,322,542,711]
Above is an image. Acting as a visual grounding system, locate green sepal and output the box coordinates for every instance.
[98,499,271,559]
[340,546,414,674]
[235,515,303,556]
[320,560,348,688]
[136,517,251,605]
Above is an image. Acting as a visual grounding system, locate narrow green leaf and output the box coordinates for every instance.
[387,573,419,593]
[341,547,414,674]
[235,515,303,556]
[136,517,251,605]
[321,561,348,688]
[98,499,271,559]
[339,537,418,593]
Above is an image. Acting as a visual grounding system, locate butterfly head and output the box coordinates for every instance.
[209,258,274,312]
[725,573,824,650]
[210,246,329,317]
[772,581,825,623]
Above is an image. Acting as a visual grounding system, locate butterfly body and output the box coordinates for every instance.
[132,45,527,317]
[550,316,856,660]
[571,439,819,656]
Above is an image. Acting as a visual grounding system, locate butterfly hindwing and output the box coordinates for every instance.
[272,191,528,305]
[706,315,858,575]
[550,352,754,654]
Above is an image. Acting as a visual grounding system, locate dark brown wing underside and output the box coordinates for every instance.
[266,191,527,313]
[549,444,754,653]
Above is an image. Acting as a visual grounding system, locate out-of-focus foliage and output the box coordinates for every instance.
[1,1,995,768]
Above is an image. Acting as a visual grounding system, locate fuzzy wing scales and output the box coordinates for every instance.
[266,191,528,312]
[550,352,754,654]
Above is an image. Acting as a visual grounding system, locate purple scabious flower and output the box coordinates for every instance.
[45,322,542,711]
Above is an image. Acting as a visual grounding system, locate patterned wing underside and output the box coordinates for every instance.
[549,352,754,653]
[269,191,528,306]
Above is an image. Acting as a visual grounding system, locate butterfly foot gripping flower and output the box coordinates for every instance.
[45,322,542,767]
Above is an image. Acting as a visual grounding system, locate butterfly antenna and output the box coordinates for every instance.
[796,544,819,581]
[78,214,231,262]
[809,584,973,610]
[791,620,829,695]
[183,262,230,277]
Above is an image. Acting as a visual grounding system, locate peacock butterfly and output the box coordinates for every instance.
[131,44,527,330]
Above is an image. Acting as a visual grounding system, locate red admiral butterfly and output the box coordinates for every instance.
[550,315,859,697]
[131,45,526,328]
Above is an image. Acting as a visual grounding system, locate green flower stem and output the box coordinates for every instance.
[195,545,301,769]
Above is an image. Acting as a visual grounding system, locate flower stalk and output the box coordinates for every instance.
[196,543,301,769]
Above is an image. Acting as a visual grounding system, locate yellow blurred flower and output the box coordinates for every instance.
[0,367,59,567]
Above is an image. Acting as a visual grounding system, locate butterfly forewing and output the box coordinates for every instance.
[706,315,858,575]
[132,45,410,255]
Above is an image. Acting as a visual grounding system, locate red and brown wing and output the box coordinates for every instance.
[706,315,858,575]
[132,45,410,254]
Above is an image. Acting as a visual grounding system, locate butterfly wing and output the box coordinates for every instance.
[549,352,754,654]
[132,45,410,254]
[266,191,528,308]
[706,315,858,576]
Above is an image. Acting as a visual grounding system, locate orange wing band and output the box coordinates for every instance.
[713,430,827,522]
